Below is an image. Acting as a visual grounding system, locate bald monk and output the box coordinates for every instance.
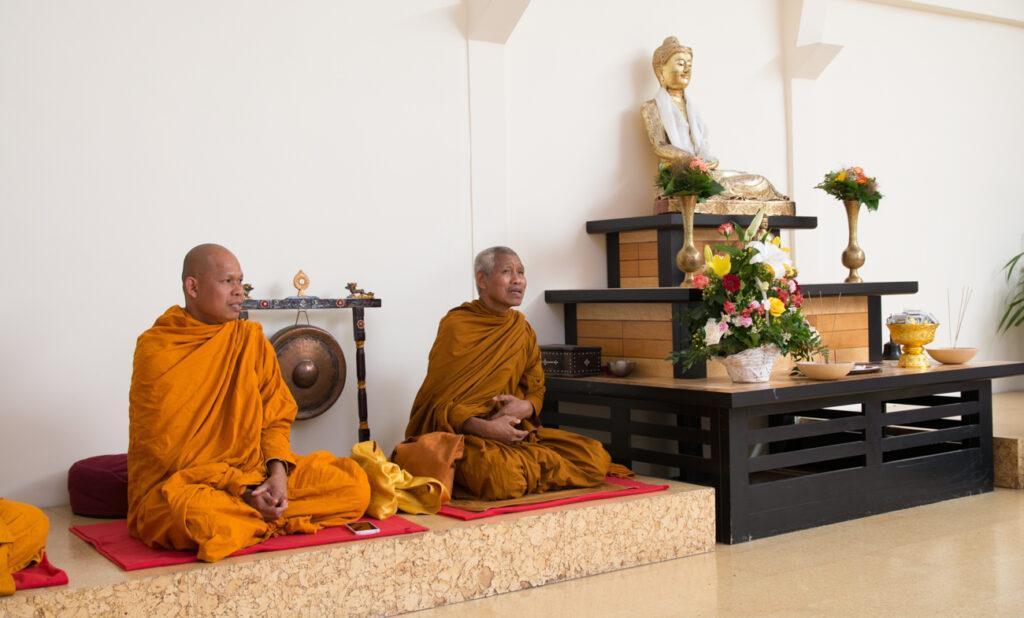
[128,244,370,562]
[0,499,49,596]
[406,246,624,501]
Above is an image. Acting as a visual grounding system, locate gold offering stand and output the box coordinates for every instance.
[240,274,381,442]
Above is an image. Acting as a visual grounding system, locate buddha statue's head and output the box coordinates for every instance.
[653,36,693,91]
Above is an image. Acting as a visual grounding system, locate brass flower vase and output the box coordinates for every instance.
[674,194,702,286]
[841,199,865,283]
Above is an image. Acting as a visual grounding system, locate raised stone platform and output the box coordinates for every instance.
[994,391,1024,489]
[1,478,714,616]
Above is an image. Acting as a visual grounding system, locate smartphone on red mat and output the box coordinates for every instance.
[345,521,381,535]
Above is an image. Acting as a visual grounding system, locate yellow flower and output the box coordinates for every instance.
[704,244,714,263]
[710,254,731,277]
[769,297,786,317]
[771,235,782,247]
[836,170,847,181]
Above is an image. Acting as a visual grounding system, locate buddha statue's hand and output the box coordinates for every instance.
[491,394,534,421]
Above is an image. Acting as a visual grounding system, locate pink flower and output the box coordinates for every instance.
[748,300,760,309]
[693,274,709,289]
[777,289,789,303]
[732,315,753,328]
[718,222,733,237]
[688,157,709,172]
[788,279,797,293]
[718,321,730,334]
[723,301,736,314]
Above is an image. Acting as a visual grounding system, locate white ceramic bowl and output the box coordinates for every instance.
[926,347,977,365]
[797,362,855,380]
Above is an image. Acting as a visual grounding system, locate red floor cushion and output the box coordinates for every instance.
[68,454,128,518]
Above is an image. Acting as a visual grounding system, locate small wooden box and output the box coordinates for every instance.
[540,345,602,377]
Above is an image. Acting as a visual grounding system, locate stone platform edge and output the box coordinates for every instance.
[2,481,715,616]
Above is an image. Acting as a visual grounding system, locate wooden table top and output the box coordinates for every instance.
[546,361,1024,408]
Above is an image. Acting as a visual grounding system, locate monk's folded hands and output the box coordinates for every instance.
[463,415,528,444]
[491,394,534,420]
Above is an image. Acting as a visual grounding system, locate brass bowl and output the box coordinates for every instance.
[887,323,939,369]
[926,347,977,365]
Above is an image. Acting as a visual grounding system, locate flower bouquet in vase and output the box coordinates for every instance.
[671,210,824,383]
[815,166,883,283]
[656,158,725,285]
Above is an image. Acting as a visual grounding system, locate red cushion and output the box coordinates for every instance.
[68,454,128,518]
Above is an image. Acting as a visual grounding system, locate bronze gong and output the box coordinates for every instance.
[269,325,346,420]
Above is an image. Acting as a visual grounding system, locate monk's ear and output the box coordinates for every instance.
[183,276,200,299]
[474,271,487,294]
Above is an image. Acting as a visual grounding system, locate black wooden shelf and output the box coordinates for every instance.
[545,281,918,304]
[586,213,818,235]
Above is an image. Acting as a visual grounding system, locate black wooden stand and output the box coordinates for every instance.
[241,297,381,442]
[542,362,1024,543]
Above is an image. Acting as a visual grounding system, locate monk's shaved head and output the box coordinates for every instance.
[181,244,245,324]
[182,243,236,282]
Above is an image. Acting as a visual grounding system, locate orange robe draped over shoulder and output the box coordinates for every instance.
[128,306,370,562]
[0,498,48,597]
[405,300,613,500]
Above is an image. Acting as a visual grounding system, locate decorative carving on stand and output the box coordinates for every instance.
[293,270,310,297]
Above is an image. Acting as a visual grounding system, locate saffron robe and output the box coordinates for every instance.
[128,306,370,562]
[0,498,48,597]
[406,300,615,500]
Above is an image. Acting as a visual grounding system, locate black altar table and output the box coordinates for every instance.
[542,361,1024,543]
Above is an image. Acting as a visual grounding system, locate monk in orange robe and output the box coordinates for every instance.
[128,244,370,562]
[0,498,49,596]
[406,246,623,501]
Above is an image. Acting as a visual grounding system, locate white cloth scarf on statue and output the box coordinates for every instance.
[654,87,713,161]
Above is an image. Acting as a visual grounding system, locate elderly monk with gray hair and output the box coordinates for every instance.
[128,244,370,562]
[405,246,627,501]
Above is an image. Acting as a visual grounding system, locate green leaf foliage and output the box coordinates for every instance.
[815,167,883,211]
[656,159,726,202]
[999,249,1024,332]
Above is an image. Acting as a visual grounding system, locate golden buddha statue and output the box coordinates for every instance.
[641,37,793,214]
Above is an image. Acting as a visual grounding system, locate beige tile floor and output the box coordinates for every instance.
[415,391,1024,617]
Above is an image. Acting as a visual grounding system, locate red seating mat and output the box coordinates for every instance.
[70,516,427,571]
[13,554,69,591]
[438,477,669,521]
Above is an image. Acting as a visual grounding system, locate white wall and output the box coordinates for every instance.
[0,0,472,506]
[791,0,1024,389]
[2,0,1022,507]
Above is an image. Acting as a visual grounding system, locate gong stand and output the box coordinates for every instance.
[241,296,382,442]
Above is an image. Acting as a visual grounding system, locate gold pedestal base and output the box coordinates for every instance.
[655,197,796,217]
[898,345,931,369]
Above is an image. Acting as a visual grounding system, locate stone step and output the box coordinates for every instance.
[994,391,1024,489]
[2,478,715,616]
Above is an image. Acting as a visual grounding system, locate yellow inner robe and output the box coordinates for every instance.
[406,300,614,500]
[0,498,48,597]
[128,306,370,562]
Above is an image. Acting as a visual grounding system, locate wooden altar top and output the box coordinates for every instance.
[546,361,1024,408]
[545,281,918,303]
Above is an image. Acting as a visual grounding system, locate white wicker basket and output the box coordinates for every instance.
[714,344,781,383]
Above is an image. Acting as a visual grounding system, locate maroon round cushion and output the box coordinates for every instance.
[68,454,128,518]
